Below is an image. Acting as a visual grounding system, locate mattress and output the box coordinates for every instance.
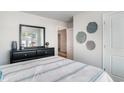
[0,56,113,82]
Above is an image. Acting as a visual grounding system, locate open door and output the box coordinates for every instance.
[103,12,124,81]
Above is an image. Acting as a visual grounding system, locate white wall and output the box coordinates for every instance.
[0,12,67,65]
[73,12,103,68]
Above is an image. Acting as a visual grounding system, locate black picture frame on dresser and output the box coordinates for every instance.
[10,48,55,64]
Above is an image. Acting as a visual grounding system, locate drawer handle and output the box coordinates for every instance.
[45,51,48,54]
[24,54,28,56]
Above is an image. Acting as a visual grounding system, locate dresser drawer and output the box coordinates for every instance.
[37,50,45,56]
[37,48,54,56]
[45,48,54,55]
[12,51,36,60]
[10,48,54,64]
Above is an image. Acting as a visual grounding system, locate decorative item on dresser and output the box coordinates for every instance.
[10,47,54,64]
[11,41,17,51]
[45,42,49,48]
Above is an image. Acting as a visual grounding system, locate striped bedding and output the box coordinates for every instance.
[0,56,113,82]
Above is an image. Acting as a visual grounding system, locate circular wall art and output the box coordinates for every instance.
[76,31,87,44]
[87,22,98,33]
[86,40,96,50]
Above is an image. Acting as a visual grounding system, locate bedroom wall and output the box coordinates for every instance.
[73,12,103,68]
[0,12,67,65]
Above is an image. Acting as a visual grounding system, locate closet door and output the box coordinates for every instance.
[103,12,124,81]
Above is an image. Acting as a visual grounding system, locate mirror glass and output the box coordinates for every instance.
[20,25,45,49]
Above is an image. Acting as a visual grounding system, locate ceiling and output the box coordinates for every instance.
[24,11,83,23]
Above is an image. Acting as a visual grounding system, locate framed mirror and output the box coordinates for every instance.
[19,24,45,50]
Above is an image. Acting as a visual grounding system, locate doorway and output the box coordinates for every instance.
[58,29,67,58]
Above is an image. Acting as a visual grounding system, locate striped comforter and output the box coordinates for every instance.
[0,56,113,82]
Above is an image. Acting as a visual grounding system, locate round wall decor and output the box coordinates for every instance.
[87,22,98,33]
[76,31,87,44]
[86,40,96,50]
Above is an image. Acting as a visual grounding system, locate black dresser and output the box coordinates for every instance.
[10,48,54,64]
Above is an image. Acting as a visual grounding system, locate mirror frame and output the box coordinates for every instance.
[19,24,45,50]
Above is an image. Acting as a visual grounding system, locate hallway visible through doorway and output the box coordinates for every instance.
[58,29,67,58]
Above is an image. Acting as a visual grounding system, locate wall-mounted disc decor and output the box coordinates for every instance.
[86,40,96,50]
[76,31,87,44]
[87,22,98,33]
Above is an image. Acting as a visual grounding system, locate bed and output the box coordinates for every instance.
[0,56,113,82]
